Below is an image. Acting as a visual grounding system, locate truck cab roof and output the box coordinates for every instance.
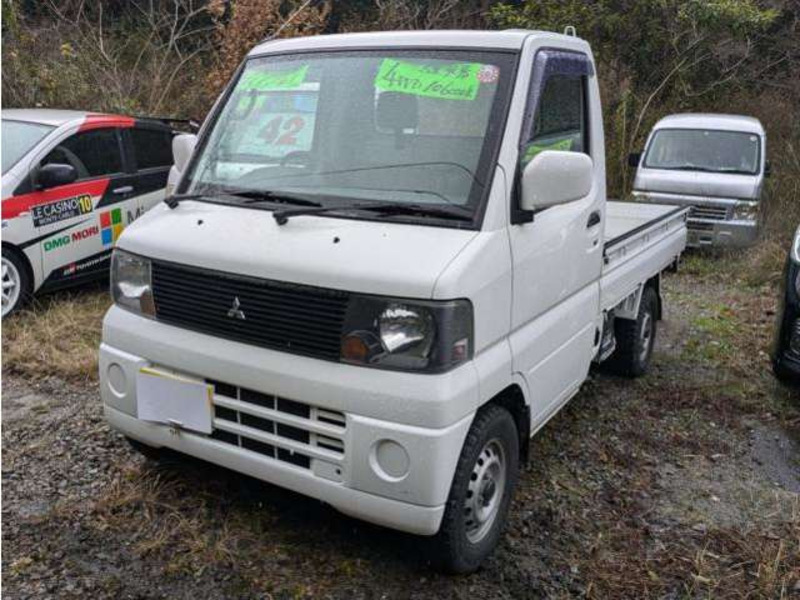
[653,113,765,135]
[250,29,587,56]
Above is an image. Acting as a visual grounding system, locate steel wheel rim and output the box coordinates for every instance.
[464,438,507,544]
[639,311,653,362]
[1,257,21,317]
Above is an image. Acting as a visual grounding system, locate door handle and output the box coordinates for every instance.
[587,210,601,228]
[112,185,134,195]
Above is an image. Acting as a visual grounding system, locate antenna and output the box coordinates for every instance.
[261,0,316,43]
[564,25,577,37]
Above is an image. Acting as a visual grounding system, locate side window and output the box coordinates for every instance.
[522,74,588,165]
[130,128,174,170]
[41,128,123,179]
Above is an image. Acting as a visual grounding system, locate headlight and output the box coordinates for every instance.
[340,296,472,372]
[111,250,155,317]
[732,201,759,221]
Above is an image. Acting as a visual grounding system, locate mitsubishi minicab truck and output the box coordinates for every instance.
[99,30,688,572]
[630,113,767,248]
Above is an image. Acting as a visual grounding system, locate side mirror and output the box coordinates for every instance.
[628,152,641,168]
[36,163,78,190]
[765,160,772,178]
[172,133,197,174]
[520,151,594,212]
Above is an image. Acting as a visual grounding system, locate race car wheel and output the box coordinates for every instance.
[2,248,31,318]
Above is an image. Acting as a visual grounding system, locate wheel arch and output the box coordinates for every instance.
[2,241,35,290]
[647,273,662,320]
[484,384,530,464]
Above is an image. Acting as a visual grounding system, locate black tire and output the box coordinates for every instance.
[430,404,519,574]
[603,285,658,378]
[773,360,800,387]
[126,437,165,462]
[1,247,32,318]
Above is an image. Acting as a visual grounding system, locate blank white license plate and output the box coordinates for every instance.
[136,367,213,434]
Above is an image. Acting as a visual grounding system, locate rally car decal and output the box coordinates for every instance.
[39,249,113,291]
[18,220,89,250]
[78,114,135,132]
[31,193,94,227]
[2,178,109,220]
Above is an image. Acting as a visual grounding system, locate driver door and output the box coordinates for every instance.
[508,49,604,424]
[33,127,131,285]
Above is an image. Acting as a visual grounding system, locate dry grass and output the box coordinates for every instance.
[1,286,110,382]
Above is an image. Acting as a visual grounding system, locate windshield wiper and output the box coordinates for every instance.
[236,189,322,207]
[165,188,321,209]
[272,202,473,226]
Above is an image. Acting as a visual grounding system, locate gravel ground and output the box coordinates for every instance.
[2,264,799,599]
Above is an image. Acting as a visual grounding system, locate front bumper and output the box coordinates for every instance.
[632,191,759,248]
[100,306,478,535]
[685,219,758,248]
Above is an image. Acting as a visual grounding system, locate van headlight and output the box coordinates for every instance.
[340,296,473,372]
[110,250,155,317]
[732,201,759,221]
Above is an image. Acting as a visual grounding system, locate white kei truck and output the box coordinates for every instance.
[99,30,688,572]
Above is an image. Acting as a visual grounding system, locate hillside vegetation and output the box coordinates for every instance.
[2,0,798,245]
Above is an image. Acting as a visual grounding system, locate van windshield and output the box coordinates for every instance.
[183,50,516,224]
[643,129,761,175]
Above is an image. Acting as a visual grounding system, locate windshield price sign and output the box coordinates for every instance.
[240,65,309,91]
[375,59,495,101]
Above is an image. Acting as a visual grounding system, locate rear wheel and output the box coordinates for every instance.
[431,404,519,574]
[603,285,658,377]
[2,248,31,318]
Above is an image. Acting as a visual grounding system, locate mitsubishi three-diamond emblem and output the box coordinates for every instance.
[226,296,246,320]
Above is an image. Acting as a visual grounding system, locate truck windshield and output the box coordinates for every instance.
[183,50,515,223]
[643,129,761,175]
[1,120,55,174]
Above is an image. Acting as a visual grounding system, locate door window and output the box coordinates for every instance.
[523,74,587,165]
[41,128,123,179]
[130,128,174,170]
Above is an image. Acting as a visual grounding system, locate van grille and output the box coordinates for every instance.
[689,205,728,221]
[206,379,346,471]
[151,261,349,361]
[687,221,714,232]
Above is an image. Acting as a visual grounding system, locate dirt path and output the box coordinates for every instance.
[3,263,799,599]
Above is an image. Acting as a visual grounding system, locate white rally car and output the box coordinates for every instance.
[1,109,177,317]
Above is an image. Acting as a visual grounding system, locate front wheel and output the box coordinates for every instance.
[431,404,519,574]
[2,248,31,318]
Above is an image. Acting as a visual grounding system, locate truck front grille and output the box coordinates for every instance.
[206,379,346,471]
[689,205,728,221]
[151,261,349,361]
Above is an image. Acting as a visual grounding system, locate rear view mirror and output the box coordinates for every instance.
[36,163,77,190]
[520,151,594,212]
[172,133,197,174]
[628,152,641,168]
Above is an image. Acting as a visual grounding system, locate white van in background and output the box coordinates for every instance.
[630,114,767,248]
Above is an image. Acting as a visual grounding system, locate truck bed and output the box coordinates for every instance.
[601,201,688,312]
